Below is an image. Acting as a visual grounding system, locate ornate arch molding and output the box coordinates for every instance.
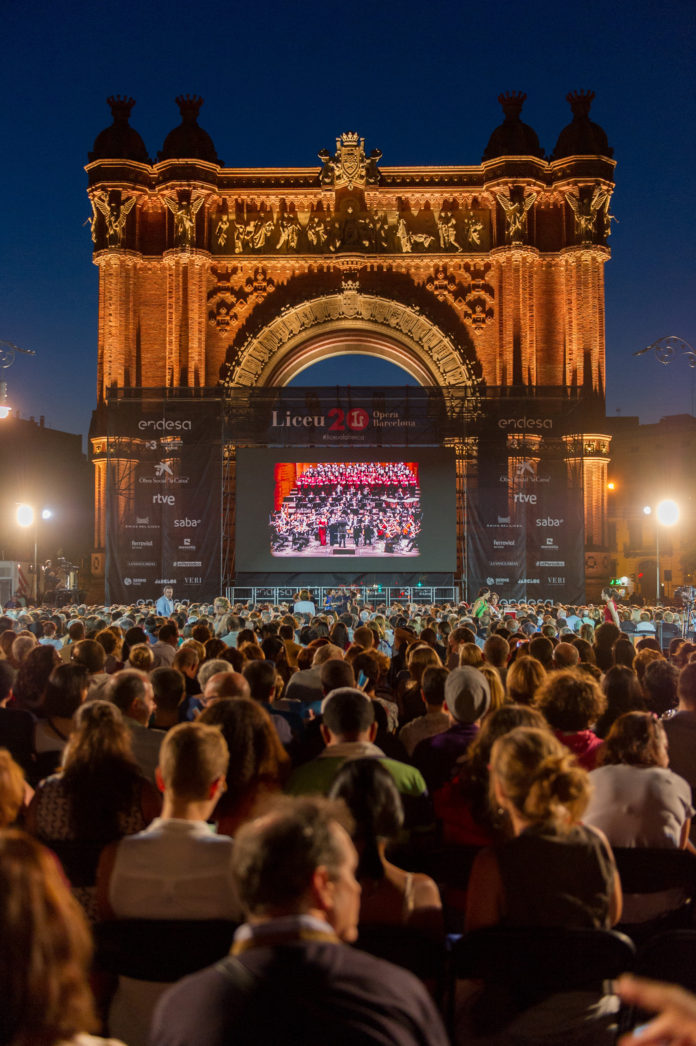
[221,290,480,390]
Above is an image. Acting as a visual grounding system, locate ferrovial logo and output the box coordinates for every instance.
[498,416,553,430]
[493,540,515,548]
[131,540,153,549]
[138,419,192,432]
[174,518,201,528]
[536,517,564,527]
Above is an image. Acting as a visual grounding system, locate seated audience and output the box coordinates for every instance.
[287,688,427,804]
[411,667,490,792]
[584,711,694,923]
[398,665,450,757]
[506,654,546,705]
[106,670,164,785]
[435,704,548,847]
[34,663,90,778]
[664,662,696,842]
[329,758,442,935]
[26,701,160,920]
[96,722,241,1046]
[0,830,125,1046]
[199,697,290,835]
[536,668,606,770]
[595,665,645,739]
[149,796,449,1046]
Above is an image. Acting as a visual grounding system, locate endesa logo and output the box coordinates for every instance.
[498,416,553,431]
[138,419,192,432]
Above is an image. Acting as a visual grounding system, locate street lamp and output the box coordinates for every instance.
[643,499,679,602]
[15,503,54,604]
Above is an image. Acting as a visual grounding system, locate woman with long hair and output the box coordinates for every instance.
[329,758,442,935]
[12,644,60,711]
[199,697,290,835]
[26,701,160,919]
[0,830,125,1046]
[595,665,645,739]
[398,644,442,725]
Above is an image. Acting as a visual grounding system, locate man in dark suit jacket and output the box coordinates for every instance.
[150,796,447,1046]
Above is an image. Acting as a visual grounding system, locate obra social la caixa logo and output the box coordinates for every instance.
[271,407,370,432]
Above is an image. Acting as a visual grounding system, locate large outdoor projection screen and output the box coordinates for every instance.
[236,448,456,573]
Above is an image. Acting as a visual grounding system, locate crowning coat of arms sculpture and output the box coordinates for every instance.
[318,131,382,189]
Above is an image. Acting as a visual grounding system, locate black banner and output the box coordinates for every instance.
[467,450,585,603]
[106,399,223,604]
[225,387,443,446]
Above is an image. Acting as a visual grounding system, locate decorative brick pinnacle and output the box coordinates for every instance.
[498,91,526,120]
[107,96,135,123]
[567,90,595,119]
[175,95,204,122]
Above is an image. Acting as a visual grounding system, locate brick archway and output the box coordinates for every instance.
[223,290,479,389]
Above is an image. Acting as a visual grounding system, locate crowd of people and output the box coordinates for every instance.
[270,462,421,555]
[1,586,696,1044]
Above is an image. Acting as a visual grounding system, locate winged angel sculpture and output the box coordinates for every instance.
[91,193,136,247]
[495,191,537,244]
[165,195,205,247]
[566,185,613,242]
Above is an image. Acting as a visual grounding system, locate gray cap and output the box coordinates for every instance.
[445,667,491,724]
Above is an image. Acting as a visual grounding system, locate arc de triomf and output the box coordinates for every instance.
[86,91,615,604]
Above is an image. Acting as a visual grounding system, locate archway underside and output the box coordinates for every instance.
[224,292,478,390]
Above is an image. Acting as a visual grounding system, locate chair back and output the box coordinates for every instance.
[353,924,446,989]
[94,918,239,982]
[612,847,696,895]
[47,838,106,888]
[452,925,635,995]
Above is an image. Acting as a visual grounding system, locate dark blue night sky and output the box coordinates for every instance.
[2,0,694,444]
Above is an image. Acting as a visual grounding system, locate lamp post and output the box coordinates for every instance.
[643,499,679,603]
[16,504,53,604]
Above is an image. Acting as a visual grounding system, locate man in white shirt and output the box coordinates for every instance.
[96,721,240,1046]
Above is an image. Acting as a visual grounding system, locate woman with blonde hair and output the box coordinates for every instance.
[0,748,29,828]
[506,654,546,706]
[466,726,621,931]
[127,642,154,673]
[0,830,124,1045]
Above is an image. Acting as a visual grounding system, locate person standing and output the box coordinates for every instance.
[156,587,174,618]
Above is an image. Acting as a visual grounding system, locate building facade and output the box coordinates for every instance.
[87,91,615,595]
